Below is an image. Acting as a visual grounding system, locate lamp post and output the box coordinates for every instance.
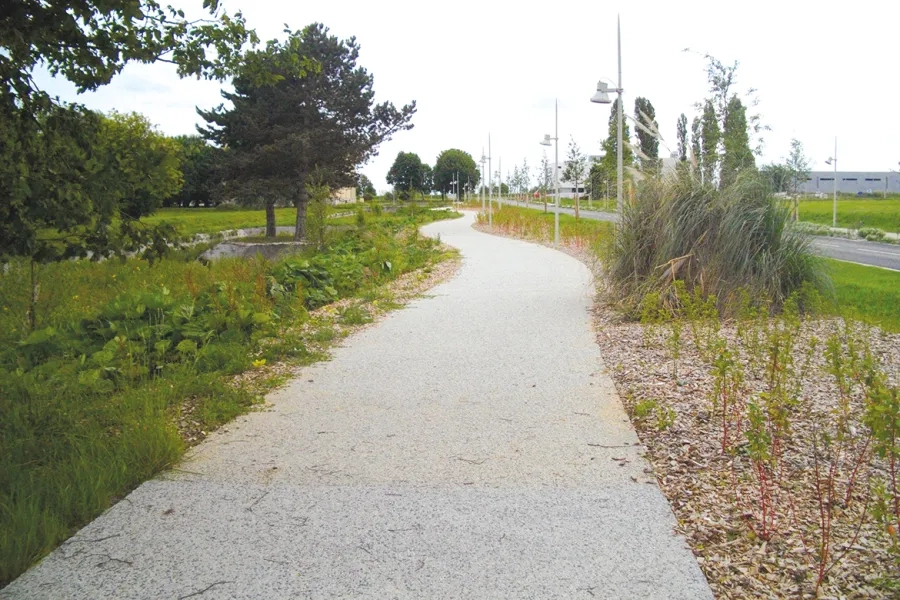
[488,135,493,226]
[480,150,487,212]
[825,137,838,228]
[589,14,624,215]
[539,98,560,245]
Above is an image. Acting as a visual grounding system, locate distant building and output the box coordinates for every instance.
[799,171,900,196]
[331,187,358,204]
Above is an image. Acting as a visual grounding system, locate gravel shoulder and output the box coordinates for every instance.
[4,212,712,599]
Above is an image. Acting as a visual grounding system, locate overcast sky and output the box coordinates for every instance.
[36,0,900,192]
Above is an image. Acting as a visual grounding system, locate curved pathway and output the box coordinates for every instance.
[5,212,712,599]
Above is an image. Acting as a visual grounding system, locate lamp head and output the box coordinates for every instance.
[825,157,834,165]
[590,81,612,104]
[539,134,552,147]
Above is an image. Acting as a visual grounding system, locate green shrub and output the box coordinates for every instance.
[858,226,887,242]
[606,173,830,316]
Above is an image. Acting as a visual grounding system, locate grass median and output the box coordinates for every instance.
[483,204,899,332]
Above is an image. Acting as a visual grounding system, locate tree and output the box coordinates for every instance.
[676,114,689,162]
[700,100,719,186]
[199,23,416,239]
[1,0,255,263]
[433,149,479,201]
[785,139,810,197]
[761,163,791,193]
[690,116,702,180]
[562,137,586,218]
[421,164,433,196]
[720,96,755,188]
[355,174,376,200]
[540,152,552,212]
[633,97,660,175]
[95,111,184,218]
[600,98,633,197]
[520,159,531,201]
[167,135,221,207]
[386,151,426,200]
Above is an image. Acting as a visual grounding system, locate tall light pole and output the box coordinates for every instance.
[825,137,838,227]
[589,14,624,215]
[480,149,487,212]
[488,134,493,226]
[540,98,560,245]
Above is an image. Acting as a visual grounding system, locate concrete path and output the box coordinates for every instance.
[4,212,712,600]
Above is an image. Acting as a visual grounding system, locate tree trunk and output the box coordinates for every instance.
[574,183,580,220]
[294,183,309,241]
[265,200,277,238]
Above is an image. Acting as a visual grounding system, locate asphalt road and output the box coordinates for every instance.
[4,212,713,600]
[503,200,900,271]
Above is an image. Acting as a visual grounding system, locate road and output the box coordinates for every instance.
[502,200,900,271]
[4,212,713,599]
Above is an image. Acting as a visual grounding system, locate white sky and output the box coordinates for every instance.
[36,0,900,192]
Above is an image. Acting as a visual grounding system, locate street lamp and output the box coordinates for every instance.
[824,137,838,228]
[589,14,624,215]
[539,98,560,245]
[480,150,487,212]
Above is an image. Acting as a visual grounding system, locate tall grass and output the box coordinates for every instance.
[606,174,830,315]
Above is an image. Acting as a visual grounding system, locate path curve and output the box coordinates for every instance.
[4,212,712,599]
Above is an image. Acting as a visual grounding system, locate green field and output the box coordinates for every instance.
[143,205,354,238]
[797,197,900,232]
[826,259,900,332]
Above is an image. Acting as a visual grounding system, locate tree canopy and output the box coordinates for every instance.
[386,152,427,198]
[432,149,480,200]
[1,0,256,262]
[199,23,416,238]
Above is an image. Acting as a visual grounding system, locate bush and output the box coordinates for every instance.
[605,173,830,316]
[858,227,887,242]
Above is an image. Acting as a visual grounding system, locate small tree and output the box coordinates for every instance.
[785,139,811,220]
[540,151,552,212]
[356,173,376,200]
[168,135,221,207]
[562,137,586,219]
[520,158,531,203]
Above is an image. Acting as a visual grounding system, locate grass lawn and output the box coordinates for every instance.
[797,197,900,232]
[826,259,900,332]
[142,204,366,238]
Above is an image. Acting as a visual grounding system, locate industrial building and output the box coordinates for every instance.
[799,171,900,196]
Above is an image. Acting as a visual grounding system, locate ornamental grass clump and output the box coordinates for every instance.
[606,173,830,317]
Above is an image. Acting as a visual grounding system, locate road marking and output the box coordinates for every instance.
[815,243,900,258]
[825,258,900,272]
